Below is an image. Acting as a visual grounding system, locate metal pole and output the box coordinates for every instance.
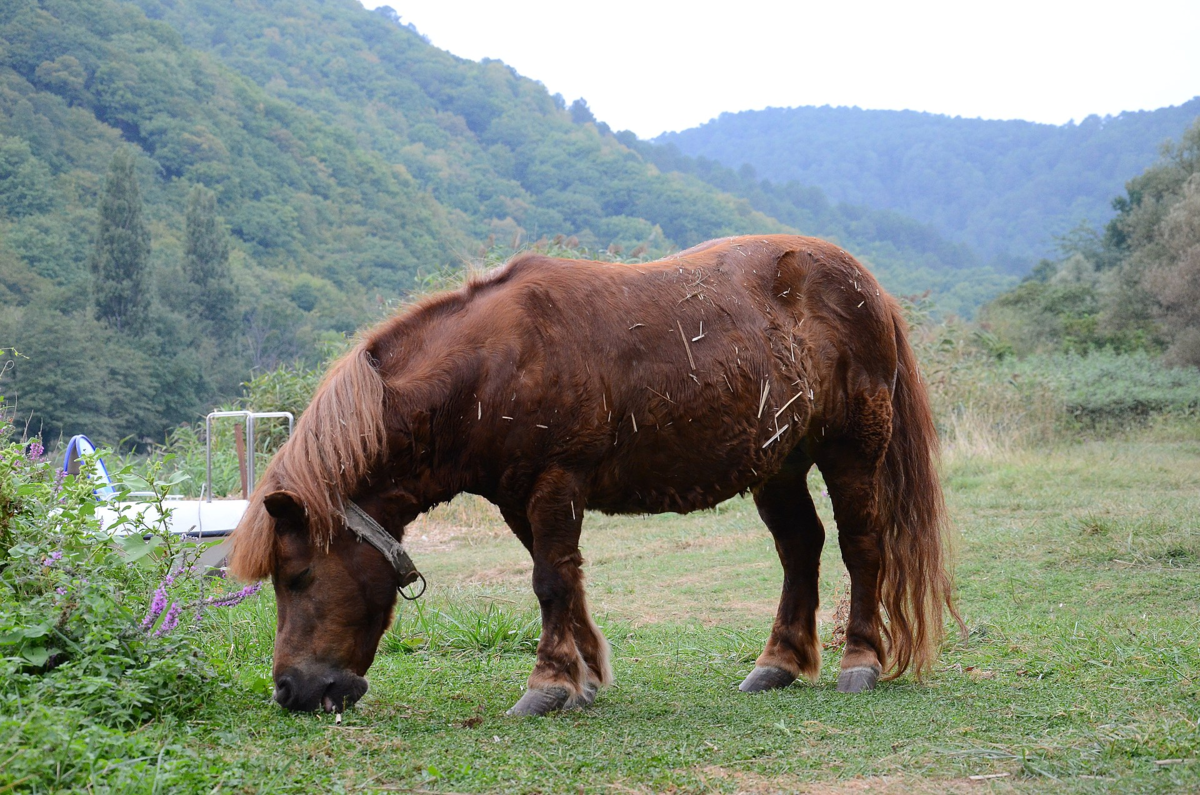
[205,413,214,503]
[246,413,256,490]
[204,410,294,502]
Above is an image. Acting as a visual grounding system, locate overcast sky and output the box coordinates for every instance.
[360,1,1200,139]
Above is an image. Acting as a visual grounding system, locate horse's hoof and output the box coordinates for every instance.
[506,686,572,716]
[836,666,880,693]
[568,683,599,710]
[738,665,797,692]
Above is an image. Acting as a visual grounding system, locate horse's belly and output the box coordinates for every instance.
[585,428,773,515]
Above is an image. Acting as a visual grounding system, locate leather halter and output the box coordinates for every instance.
[342,502,426,600]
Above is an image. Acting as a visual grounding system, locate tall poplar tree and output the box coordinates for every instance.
[90,148,150,333]
[184,184,235,332]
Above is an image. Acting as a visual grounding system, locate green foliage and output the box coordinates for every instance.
[1014,350,1200,427]
[0,438,196,727]
[183,184,233,332]
[0,705,226,793]
[0,134,55,218]
[89,147,151,333]
[1106,119,1200,366]
[381,600,541,656]
[980,271,1160,356]
[0,407,277,791]
[911,312,1200,454]
[0,306,224,445]
[981,118,1200,366]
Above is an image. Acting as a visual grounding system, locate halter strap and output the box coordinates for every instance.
[343,501,426,600]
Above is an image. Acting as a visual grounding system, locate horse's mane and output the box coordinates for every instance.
[226,260,534,581]
[227,341,388,581]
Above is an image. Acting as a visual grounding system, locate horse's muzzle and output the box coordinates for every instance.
[273,666,368,713]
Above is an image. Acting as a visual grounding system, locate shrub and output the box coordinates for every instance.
[913,316,1200,457]
[1016,350,1200,427]
[0,411,264,731]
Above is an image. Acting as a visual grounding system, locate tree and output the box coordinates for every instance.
[569,98,596,125]
[90,148,150,333]
[0,137,55,218]
[1142,172,1200,366]
[184,184,235,332]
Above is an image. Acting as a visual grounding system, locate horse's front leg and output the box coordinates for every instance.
[506,469,612,716]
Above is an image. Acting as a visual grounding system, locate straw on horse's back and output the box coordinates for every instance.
[433,235,896,515]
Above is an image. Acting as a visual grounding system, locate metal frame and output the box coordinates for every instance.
[204,411,294,502]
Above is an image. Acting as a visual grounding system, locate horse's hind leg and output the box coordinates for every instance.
[817,389,893,693]
[505,469,611,716]
[741,456,825,692]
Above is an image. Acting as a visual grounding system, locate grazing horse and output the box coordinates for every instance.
[229,234,960,716]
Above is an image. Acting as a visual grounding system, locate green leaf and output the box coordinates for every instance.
[119,533,161,562]
[239,670,274,697]
[21,645,50,666]
[162,470,191,487]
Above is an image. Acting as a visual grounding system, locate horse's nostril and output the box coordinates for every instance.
[274,675,295,707]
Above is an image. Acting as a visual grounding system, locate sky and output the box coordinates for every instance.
[360,0,1200,139]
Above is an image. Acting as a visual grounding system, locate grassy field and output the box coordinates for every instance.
[8,426,1200,793]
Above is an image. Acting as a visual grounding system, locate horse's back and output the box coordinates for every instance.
[466,236,894,515]
[398,235,902,516]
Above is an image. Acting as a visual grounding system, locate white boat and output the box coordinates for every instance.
[76,411,293,568]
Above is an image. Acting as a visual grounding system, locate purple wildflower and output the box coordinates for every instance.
[56,587,68,596]
[154,602,182,637]
[42,550,63,567]
[25,441,44,461]
[142,585,169,630]
[205,582,262,608]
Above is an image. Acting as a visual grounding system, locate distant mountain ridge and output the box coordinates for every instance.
[657,100,1200,263]
[622,135,1014,315]
[123,0,1010,307]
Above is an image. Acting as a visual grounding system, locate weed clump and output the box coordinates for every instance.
[0,409,268,791]
[382,600,541,656]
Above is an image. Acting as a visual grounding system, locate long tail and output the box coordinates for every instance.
[878,304,964,679]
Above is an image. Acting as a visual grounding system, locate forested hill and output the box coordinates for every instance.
[1,0,1002,442]
[657,101,1200,263]
[117,0,785,255]
[124,0,989,290]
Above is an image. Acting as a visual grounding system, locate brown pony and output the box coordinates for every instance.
[229,234,960,716]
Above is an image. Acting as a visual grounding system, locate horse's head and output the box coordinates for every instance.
[260,490,402,713]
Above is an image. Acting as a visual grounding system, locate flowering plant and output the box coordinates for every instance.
[0,410,265,726]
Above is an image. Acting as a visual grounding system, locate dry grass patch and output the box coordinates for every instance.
[698,767,1007,794]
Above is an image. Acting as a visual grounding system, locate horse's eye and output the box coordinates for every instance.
[287,568,312,592]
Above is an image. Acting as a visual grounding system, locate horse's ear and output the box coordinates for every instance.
[263,490,306,529]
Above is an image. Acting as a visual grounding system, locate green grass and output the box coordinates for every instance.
[5,433,1200,792]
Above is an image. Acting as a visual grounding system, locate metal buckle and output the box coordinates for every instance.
[399,572,426,601]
